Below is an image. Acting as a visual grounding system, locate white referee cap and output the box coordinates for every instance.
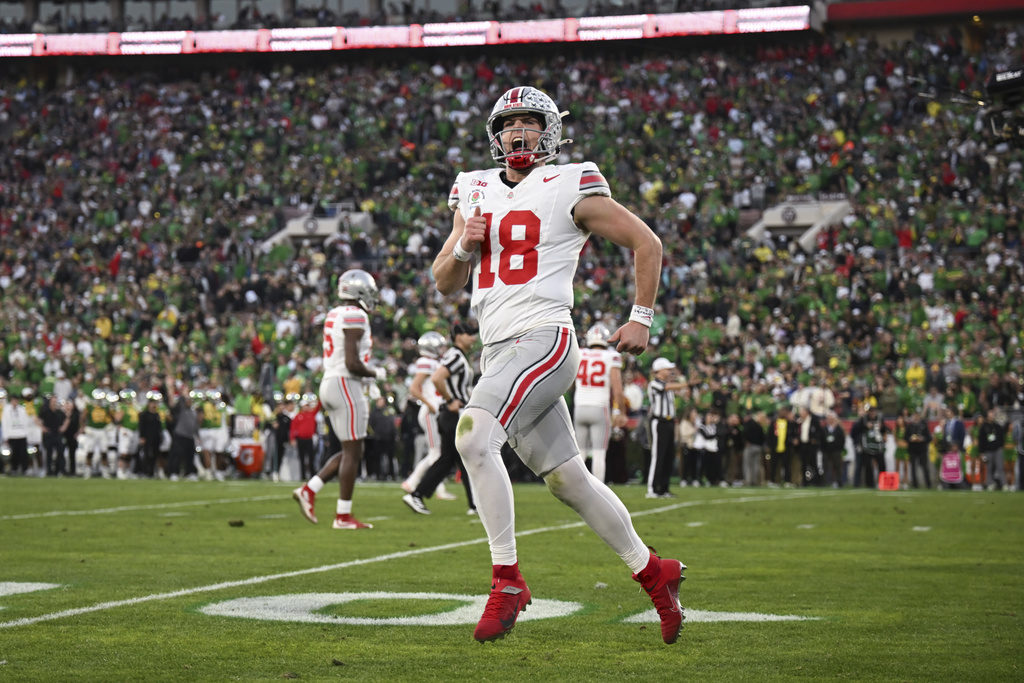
[652,358,676,372]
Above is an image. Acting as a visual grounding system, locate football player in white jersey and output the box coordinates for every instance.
[574,322,626,485]
[292,269,385,531]
[400,331,457,500]
[433,86,685,645]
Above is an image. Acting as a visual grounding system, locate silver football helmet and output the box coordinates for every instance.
[417,331,447,360]
[585,322,612,348]
[337,269,380,312]
[487,86,566,170]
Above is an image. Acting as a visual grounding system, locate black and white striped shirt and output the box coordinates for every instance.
[698,422,719,453]
[441,346,474,405]
[647,379,676,420]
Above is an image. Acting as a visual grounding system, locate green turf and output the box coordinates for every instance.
[1,478,1022,682]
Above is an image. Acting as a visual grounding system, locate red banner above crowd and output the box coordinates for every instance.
[0,6,812,57]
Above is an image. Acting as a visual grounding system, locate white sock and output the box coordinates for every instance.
[308,475,325,494]
[545,455,651,573]
[336,499,352,515]
[406,447,440,489]
[455,408,517,566]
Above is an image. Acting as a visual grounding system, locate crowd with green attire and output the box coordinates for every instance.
[0,27,1022,442]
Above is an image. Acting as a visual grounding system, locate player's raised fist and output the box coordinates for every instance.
[608,322,650,355]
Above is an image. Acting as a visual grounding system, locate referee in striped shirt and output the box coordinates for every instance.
[403,320,478,515]
[646,357,685,498]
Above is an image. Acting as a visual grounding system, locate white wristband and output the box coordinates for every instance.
[629,305,655,328]
[452,240,473,262]
[374,367,387,381]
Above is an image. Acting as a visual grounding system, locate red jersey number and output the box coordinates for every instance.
[477,210,540,289]
[576,359,606,387]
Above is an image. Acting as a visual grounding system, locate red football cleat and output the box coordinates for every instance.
[632,547,686,644]
[292,486,317,524]
[332,513,373,530]
[474,563,532,643]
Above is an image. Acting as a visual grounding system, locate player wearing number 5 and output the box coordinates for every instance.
[574,322,627,484]
[292,269,385,531]
[433,86,685,645]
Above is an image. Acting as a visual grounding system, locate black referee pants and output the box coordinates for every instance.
[647,417,676,495]
[417,406,474,509]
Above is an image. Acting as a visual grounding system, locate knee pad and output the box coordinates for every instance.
[455,408,506,467]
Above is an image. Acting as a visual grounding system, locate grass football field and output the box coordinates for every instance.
[1,478,1022,682]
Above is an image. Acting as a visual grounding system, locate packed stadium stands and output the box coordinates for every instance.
[0,12,1022,486]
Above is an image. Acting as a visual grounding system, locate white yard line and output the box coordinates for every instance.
[0,495,284,521]
[0,489,850,629]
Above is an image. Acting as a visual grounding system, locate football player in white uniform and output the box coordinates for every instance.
[292,269,385,530]
[400,331,457,500]
[574,322,626,485]
[433,86,685,645]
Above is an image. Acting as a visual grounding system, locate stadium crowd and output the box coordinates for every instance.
[1,25,1024,488]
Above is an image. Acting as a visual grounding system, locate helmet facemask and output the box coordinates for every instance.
[487,86,568,170]
[489,117,559,170]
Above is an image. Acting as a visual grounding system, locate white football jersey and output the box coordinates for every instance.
[412,356,442,410]
[575,346,622,408]
[448,162,611,344]
[321,305,372,380]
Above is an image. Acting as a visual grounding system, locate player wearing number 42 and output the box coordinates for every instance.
[574,322,627,485]
[433,85,685,645]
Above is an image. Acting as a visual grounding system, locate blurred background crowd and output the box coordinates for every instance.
[1,19,1023,486]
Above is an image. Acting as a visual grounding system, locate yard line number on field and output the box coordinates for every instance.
[0,490,849,629]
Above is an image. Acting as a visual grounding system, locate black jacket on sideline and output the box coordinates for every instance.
[977,420,1006,453]
[742,418,765,447]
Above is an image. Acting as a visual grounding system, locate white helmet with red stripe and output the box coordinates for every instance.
[487,86,564,170]
[585,322,612,348]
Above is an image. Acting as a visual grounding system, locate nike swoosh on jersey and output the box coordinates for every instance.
[543,174,560,183]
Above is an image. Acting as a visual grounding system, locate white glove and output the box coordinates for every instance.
[374,367,387,381]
